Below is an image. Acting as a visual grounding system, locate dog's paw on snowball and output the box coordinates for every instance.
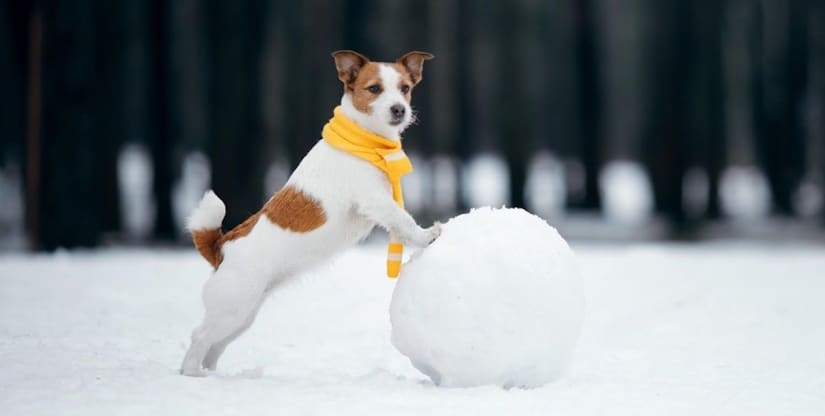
[425,222,442,245]
[179,368,209,378]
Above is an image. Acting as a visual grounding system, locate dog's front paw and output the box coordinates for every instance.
[406,223,442,247]
[180,367,209,377]
[423,222,442,245]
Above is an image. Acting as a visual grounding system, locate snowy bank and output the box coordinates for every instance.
[1,244,824,415]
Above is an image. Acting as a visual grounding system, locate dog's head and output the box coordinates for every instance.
[333,50,433,140]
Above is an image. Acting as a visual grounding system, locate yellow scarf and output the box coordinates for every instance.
[322,106,413,278]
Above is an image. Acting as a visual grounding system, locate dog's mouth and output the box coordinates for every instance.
[389,119,404,126]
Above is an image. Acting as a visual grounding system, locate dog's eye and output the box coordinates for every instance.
[400,85,410,94]
[367,85,382,94]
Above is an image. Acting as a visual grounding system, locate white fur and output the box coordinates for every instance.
[186,190,225,231]
[180,68,440,376]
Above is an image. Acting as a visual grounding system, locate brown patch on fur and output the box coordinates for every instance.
[192,228,224,269]
[393,63,415,103]
[190,186,325,269]
[332,50,369,85]
[332,50,382,113]
[262,186,326,232]
[221,212,261,243]
[349,62,382,113]
[191,213,260,269]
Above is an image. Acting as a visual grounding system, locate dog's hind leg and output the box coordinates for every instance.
[180,267,266,377]
[201,293,266,371]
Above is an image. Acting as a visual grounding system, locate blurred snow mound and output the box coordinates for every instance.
[390,207,585,388]
[462,154,509,208]
[525,151,567,218]
[720,165,771,221]
[599,160,653,225]
[117,143,155,239]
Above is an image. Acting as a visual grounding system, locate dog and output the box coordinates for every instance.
[180,50,440,376]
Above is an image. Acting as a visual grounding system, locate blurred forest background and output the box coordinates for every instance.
[1,0,824,250]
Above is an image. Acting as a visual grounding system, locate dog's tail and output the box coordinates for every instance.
[187,190,226,269]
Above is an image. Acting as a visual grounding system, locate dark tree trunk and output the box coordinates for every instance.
[0,1,29,164]
[811,0,825,225]
[37,0,102,249]
[205,0,267,228]
[453,0,472,158]
[498,0,529,209]
[574,0,602,210]
[93,1,124,234]
[643,0,690,229]
[452,0,473,212]
[5,1,34,246]
[170,0,209,152]
[696,0,726,220]
[465,0,498,156]
[756,0,808,215]
[282,1,314,172]
[343,0,368,50]
[148,0,175,240]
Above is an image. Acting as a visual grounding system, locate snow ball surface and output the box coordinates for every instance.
[390,207,585,388]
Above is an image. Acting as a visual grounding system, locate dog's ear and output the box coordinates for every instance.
[396,51,434,85]
[332,50,370,87]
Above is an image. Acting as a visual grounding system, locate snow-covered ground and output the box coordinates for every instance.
[1,243,824,415]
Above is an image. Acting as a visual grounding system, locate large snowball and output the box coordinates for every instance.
[390,207,585,388]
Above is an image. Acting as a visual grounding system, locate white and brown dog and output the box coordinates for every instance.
[180,50,440,376]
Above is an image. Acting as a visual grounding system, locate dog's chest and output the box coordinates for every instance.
[290,139,392,202]
[288,139,388,235]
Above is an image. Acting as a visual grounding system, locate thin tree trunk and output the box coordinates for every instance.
[643,0,690,229]
[205,0,267,228]
[756,0,807,215]
[149,0,175,240]
[24,2,42,249]
[703,0,726,220]
[94,0,124,234]
[38,0,101,249]
[497,0,530,209]
[574,0,602,210]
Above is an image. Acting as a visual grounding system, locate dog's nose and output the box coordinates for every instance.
[390,104,406,119]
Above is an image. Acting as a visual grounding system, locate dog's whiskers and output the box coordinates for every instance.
[409,108,419,126]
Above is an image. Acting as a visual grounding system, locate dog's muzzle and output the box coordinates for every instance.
[389,104,406,125]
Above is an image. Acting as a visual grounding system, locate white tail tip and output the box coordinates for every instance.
[186,190,226,231]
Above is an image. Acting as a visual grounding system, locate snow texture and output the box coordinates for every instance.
[1,243,825,415]
[390,207,585,388]
[186,190,226,231]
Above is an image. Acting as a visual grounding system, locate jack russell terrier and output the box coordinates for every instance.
[181,50,440,376]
